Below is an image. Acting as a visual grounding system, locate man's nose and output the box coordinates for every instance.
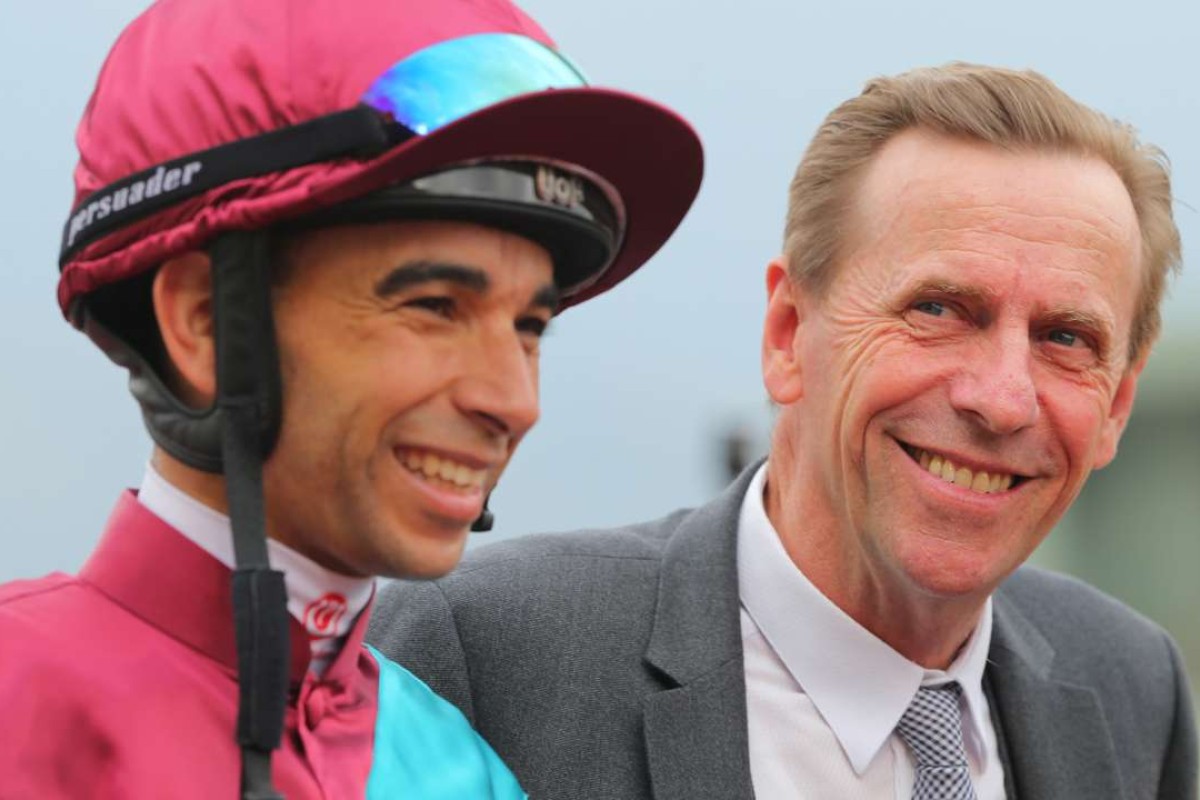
[455,328,541,439]
[948,327,1040,435]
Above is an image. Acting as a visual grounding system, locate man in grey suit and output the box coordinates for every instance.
[368,63,1197,799]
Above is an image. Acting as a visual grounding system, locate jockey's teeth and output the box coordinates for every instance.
[399,449,485,490]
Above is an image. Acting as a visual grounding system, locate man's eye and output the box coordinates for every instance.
[905,298,971,330]
[406,296,455,318]
[913,300,947,317]
[1046,329,1084,348]
[516,316,550,339]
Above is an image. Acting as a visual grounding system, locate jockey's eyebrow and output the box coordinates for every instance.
[375,261,489,298]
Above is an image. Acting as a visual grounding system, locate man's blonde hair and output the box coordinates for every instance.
[784,62,1180,364]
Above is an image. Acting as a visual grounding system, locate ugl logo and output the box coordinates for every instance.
[535,165,584,209]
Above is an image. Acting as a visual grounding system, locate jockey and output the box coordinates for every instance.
[0,0,701,797]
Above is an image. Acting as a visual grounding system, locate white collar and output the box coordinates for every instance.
[737,463,994,775]
[137,463,375,648]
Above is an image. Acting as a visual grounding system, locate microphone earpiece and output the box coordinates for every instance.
[471,494,494,532]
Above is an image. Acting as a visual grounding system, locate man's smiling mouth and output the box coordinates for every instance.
[898,441,1029,495]
[398,448,487,493]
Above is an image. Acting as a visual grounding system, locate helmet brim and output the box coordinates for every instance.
[59,87,703,317]
[308,87,703,311]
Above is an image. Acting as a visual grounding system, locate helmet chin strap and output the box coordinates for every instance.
[212,229,500,794]
[85,231,291,799]
[210,231,289,800]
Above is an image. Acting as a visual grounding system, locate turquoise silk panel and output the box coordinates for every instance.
[365,645,527,799]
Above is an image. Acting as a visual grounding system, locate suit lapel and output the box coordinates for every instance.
[641,466,759,800]
[988,589,1126,800]
[643,662,755,800]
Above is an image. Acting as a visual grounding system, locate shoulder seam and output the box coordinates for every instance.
[0,577,76,609]
[453,551,660,577]
[433,580,478,725]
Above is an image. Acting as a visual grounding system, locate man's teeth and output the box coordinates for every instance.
[401,450,486,491]
[914,448,1014,494]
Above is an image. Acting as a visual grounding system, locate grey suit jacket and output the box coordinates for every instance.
[368,467,1198,799]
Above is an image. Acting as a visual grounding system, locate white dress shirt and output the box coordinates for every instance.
[138,463,375,674]
[738,464,1006,799]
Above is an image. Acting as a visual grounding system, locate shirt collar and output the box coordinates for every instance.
[138,463,375,647]
[737,463,994,775]
[80,491,310,684]
[80,490,378,687]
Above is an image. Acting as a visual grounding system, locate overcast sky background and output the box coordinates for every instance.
[2,0,1197,582]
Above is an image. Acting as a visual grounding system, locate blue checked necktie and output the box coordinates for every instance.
[895,684,979,800]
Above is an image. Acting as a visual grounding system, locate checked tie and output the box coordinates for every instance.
[895,684,978,800]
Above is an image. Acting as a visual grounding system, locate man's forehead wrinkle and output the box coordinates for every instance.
[885,215,1139,295]
[861,150,1136,227]
[900,196,1132,248]
[909,236,1123,275]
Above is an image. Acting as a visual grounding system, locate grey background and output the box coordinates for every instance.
[2,0,1197,722]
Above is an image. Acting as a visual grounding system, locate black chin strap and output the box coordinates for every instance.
[211,231,289,800]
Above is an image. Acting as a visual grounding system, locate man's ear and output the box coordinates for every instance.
[1093,353,1147,469]
[762,257,806,405]
[152,251,216,407]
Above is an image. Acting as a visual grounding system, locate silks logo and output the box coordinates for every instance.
[303,592,349,636]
